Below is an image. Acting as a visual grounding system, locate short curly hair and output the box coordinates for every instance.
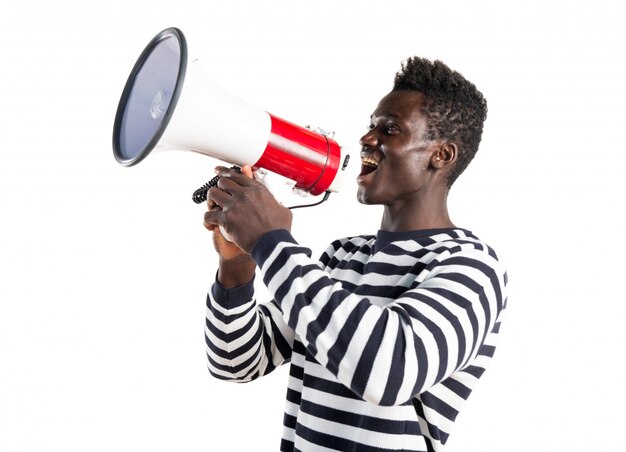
[393,57,487,187]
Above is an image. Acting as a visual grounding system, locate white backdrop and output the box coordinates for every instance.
[1,1,624,451]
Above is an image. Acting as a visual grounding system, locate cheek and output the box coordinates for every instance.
[386,158,425,181]
[385,154,432,190]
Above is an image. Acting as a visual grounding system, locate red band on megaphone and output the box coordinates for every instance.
[254,114,342,196]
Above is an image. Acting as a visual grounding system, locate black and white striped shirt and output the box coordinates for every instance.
[206,228,508,451]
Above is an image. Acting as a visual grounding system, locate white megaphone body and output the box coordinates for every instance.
[113,27,350,205]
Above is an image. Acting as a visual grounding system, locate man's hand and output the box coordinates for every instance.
[203,165,293,254]
[204,166,256,288]
[204,166,253,262]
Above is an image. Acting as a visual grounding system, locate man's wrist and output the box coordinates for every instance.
[217,254,256,288]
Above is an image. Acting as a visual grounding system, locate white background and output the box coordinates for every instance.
[1,1,624,451]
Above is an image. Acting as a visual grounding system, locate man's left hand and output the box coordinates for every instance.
[203,166,293,253]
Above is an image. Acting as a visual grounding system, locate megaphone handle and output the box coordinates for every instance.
[192,166,241,204]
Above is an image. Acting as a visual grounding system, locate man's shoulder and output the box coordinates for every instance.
[318,234,376,266]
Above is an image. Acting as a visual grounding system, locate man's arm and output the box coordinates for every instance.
[203,166,294,382]
[251,229,507,405]
[205,275,294,382]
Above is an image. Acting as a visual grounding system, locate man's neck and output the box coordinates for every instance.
[380,195,454,232]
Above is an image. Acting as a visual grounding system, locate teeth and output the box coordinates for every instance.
[361,156,379,168]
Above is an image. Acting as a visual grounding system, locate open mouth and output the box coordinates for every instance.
[360,155,379,177]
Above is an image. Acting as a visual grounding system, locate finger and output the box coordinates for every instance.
[215,166,257,186]
[204,209,223,229]
[241,165,253,178]
[204,218,216,231]
[207,186,232,208]
[216,175,243,195]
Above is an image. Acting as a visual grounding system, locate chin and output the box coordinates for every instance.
[356,188,378,205]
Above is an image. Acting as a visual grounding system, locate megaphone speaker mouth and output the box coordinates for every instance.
[113,27,188,167]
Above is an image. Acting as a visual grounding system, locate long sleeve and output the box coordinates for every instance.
[251,229,507,406]
[205,276,295,382]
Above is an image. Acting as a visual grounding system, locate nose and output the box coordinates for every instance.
[359,128,378,148]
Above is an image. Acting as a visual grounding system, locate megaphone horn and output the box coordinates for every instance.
[112,27,349,200]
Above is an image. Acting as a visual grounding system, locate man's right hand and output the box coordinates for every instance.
[204,165,256,288]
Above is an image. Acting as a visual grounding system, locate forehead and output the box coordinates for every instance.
[372,90,428,122]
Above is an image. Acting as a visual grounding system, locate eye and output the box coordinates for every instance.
[384,123,400,134]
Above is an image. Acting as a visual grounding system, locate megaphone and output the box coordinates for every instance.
[112,27,350,204]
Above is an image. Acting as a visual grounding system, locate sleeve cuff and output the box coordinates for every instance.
[250,229,299,266]
[210,274,255,309]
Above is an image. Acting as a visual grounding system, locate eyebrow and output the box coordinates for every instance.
[370,113,400,121]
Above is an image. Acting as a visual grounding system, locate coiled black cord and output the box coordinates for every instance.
[191,166,332,209]
[191,166,240,204]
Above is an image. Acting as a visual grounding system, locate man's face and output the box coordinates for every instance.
[357,90,437,206]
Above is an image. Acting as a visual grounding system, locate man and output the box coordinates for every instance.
[203,57,508,451]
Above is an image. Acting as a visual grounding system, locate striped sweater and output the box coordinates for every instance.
[206,228,508,451]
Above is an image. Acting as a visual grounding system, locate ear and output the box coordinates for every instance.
[431,141,457,169]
